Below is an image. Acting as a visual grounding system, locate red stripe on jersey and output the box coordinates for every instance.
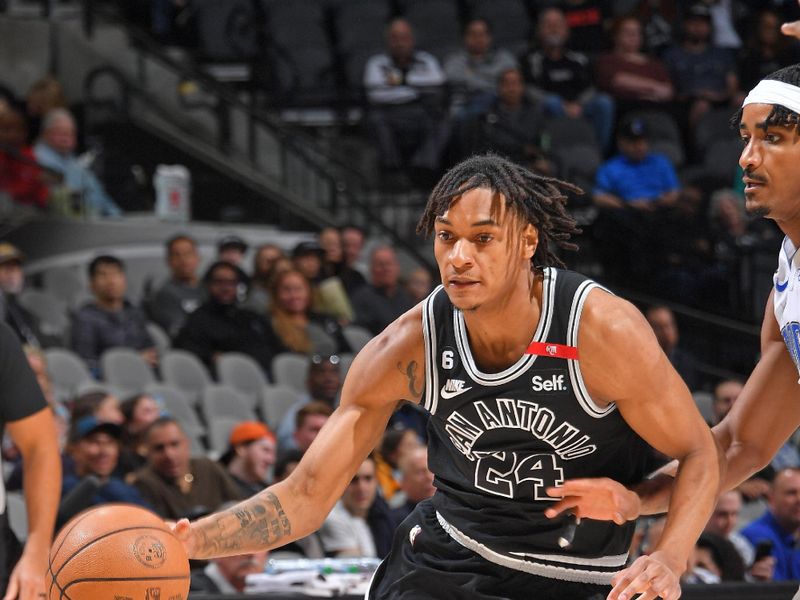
[526,341,579,360]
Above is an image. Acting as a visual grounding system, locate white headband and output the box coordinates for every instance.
[742,79,800,115]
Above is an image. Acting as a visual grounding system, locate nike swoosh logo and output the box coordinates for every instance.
[777,279,789,292]
[440,386,473,399]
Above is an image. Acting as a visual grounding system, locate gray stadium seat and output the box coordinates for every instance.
[161,350,212,406]
[338,352,355,380]
[207,416,244,455]
[44,347,94,401]
[271,353,309,393]
[42,267,85,308]
[694,108,738,155]
[194,0,264,62]
[100,348,156,396]
[201,384,257,422]
[342,325,372,353]
[19,289,69,340]
[146,321,171,358]
[6,492,27,542]
[704,138,742,180]
[692,391,713,423]
[399,0,462,60]
[260,384,299,430]
[145,383,205,437]
[333,0,391,90]
[217,352,268,410]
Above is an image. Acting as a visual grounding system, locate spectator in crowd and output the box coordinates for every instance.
[444,18,518,116]
[662,3,739,129]
[521,7,615,150]
[244,243,284,314]
[174,261,282,378]
[0,242,54,348]
[559,0,611,55]
[62,416,149,513]
[33,109,122,217]
[405,267,432,305]
[268,270,350,357]
[133,416,242,520]
[374,428,422,502]
[705,490,775,580]
[289,401,333,456]
[292,241,353,323]
[219,421,277,497]
[364,18,449,175]
[277,356,341,451]
[595,16,674,112]
[273,449,304,483]
[451,68,546,168]
[592,117,680,284]
[318,227,344,279]
[741,468,800,581]
[71,255,156,377]
[217,235,248,268]
[72,390,124,425]
[738,9,800,93]
[685,533,746,583]
[0,108,49,209]
[351,246,414,335]
[25,76,67,142]
[118,393,163,475]
[191,543,269,593]
[319,456,382,558]
[146,234,204,337]
[644,305,699,391]
[389,447,436,523]
[339,226,367,294]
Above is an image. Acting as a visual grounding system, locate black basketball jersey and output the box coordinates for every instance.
[420,267,652,585]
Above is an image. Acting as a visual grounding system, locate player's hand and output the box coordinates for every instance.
[545,478,641,525]
[782,15,800,41]
[169,518,198,559]
[607,551,683,600]
[3,550,46,600]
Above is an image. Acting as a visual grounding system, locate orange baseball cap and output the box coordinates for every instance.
[229,421,276,447]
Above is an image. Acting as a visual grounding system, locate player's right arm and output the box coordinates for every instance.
[174,306,426,559]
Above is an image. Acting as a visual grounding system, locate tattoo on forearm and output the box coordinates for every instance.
[397,360,422,398]
[195,491,292,558]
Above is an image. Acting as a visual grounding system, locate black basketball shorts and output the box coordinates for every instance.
[367,500,610,600]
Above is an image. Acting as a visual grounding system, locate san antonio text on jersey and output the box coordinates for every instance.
[420,268,653,585]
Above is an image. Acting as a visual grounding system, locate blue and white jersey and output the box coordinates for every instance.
[774,236,800,378]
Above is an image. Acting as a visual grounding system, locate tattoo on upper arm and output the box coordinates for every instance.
[195,491,292,558]
[397,360,422,398]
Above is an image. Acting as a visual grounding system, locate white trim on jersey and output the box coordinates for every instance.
[436,511,621,585]
[566,281,617,418]
[422,285,444,414]
[453,268,556,386]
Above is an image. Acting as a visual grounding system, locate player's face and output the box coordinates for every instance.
[739,103,800,224]
[434,187,537,312]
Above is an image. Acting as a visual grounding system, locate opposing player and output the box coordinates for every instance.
[547,61,800,595]
[173,155,719,600]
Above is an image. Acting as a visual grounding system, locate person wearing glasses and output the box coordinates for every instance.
[173,261,282,378]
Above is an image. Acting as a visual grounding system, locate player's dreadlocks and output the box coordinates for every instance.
[732,63,800,133]
[416,154,582,270]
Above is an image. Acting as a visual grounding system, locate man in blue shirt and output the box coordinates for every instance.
[592,116,680,285]
[741,468,800,581]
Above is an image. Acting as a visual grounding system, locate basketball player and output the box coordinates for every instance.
[173,155,719,600]
[546,61,800,597]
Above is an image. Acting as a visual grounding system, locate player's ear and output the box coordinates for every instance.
[522,224,538,260]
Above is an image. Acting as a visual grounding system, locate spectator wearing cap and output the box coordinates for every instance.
[592,117,680,283]
[276,355,342,452]
[146,234,205,337]
[219,421,277,497]
[217,235,248,268]
[0,243,55,348]
[71,255,156,377]
[350,246,414,336]
[132,416,243,520]
[173,261,282,378]
[62,416,150,516]
[292,241,353,323]
[33,109,122,217]
[662,3,739,129]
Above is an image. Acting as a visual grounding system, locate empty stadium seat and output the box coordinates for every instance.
[100,348,156,396]
[201,384,257,422]
[18,289,69,341]
[271,353,309,393]
[333,0,391,91]
[146,321,171,358]
[207,416,244,455]
[694,108,738,156]
[147,383,206,436]
[398,0,462,60]
[703,138,742,180]
[194,0,265,62]
[44,347,94,401]
[41,267,85,308]
[217,352,269,409]
[342,325,372,353]
[161,350,212,406]
[260,384,300,430]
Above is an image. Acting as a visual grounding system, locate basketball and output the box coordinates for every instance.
[47,504,190,600]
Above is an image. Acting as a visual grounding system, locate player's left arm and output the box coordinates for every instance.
[5,407,61,600]
[552,290,720,600]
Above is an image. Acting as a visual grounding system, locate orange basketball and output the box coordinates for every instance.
[47,504,190,600]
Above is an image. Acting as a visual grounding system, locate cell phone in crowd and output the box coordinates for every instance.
[754,540,774,562]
